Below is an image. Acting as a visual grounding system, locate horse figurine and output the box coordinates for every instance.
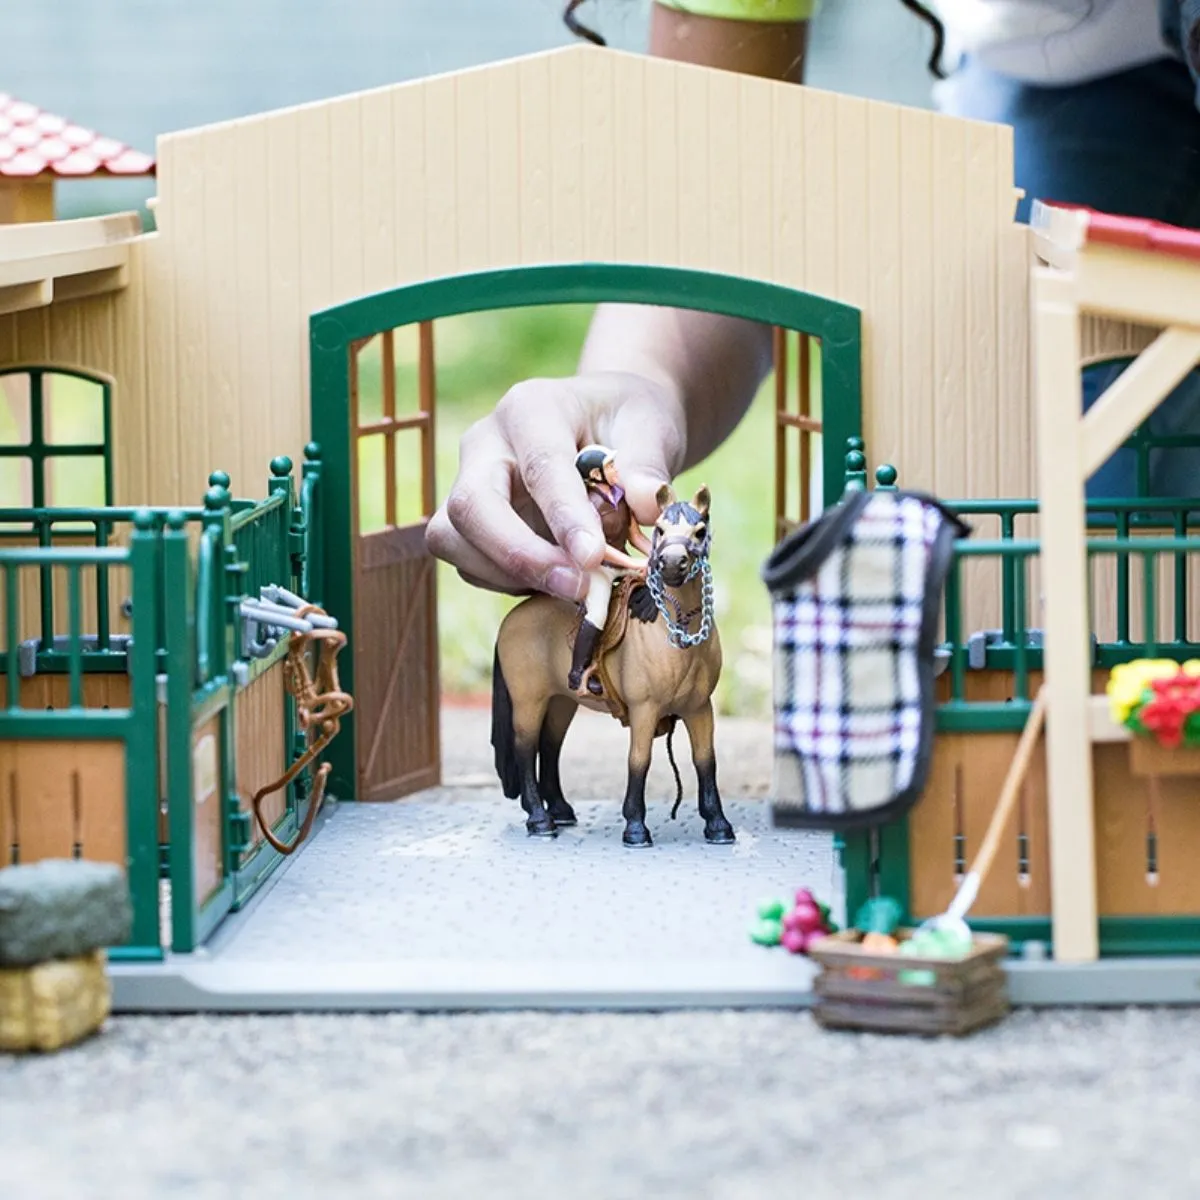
[491,482,734,847]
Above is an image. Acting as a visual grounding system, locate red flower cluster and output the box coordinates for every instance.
[1138,674,1200,749]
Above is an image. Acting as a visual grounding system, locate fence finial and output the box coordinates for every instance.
[270,456,293,478]
[132,508,154,532]
[165,510,186,532]
[844,441,868,493]
[875,464,898,491]
[208,469,231,490]
[204,485,230,512]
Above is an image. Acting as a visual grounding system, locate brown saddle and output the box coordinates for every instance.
[571,576,670,736]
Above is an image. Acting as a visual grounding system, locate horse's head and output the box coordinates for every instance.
[651,484,712,588]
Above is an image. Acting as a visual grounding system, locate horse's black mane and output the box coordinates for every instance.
[662,501,705,526]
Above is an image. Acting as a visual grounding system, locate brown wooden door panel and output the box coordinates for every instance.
[350,323,440,802]
[354,524,440,800]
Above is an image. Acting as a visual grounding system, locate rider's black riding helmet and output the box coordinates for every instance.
[575,444,615,484]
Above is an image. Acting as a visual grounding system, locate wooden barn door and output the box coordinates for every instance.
[349,323,440,801]
[773,327,823,541]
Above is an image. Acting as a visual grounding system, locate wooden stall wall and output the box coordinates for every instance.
[0,737,127,868]
[913,685,1200,924]
[190,715,225,909]
[233,662,288,849]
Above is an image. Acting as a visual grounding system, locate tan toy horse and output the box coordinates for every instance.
[491,484,734,847]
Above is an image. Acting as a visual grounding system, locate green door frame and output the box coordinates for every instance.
[310,263,863,800]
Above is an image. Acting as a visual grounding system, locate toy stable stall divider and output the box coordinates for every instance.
[835,445,1200,959]
[0,448,325,960]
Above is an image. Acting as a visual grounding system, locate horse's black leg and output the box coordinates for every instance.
[515,701,556,838]
[539,696,578,826]
[621,707,658,847]
[684,701,734,844]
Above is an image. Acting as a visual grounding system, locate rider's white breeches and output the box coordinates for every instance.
[583,565,618,628]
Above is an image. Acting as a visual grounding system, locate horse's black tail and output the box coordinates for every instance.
[491,644,522,799]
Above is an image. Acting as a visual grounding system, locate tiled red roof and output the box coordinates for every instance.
[1043,201,1200,265]
[0,94,154,179]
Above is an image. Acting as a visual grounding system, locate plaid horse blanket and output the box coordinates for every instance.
[762,488,970,831]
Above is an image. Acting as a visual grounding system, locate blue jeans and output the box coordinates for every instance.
[936,57,1200,502]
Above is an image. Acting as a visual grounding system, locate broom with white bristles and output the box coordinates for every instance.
[920,684,1049,939]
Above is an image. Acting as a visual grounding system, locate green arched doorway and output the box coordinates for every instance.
[309,263,862,801]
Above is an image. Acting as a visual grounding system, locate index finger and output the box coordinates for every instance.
[444,450,586,601]
[494,384,607,569]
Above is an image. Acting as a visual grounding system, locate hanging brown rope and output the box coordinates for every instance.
[250,605,354,856]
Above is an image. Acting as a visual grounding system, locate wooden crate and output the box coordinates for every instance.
[807,929,1011,1037]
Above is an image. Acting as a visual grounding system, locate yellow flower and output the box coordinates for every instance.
[1107,659,1182,723]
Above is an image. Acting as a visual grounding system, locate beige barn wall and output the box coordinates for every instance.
[0,45,1179,648]
[131,44,1039,505]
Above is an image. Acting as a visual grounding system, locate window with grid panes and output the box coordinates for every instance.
[0,368,112,513]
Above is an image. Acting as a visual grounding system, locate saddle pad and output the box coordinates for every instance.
[761,488,970,831]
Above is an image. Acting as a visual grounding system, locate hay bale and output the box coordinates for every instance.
[0,950,111,1052]
[0,860,132,967]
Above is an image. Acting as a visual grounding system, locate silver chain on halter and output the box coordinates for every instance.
[646,554,715,649]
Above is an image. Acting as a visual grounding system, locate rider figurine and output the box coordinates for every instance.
[568,444,654,695]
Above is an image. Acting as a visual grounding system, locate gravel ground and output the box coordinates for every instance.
[6,1007,1200,1199]
[8,710,1196,1197]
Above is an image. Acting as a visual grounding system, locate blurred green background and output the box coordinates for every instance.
[355,305,823,720]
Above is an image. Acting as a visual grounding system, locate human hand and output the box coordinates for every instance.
[426,371,683,600]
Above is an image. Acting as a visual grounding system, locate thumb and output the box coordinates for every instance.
[608,396,682,525]
[618,457,674,526]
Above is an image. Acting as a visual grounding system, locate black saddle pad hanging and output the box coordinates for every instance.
[761,487,971,831]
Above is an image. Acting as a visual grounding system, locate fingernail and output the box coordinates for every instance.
[547,566,584,600]
[567,529,602,566]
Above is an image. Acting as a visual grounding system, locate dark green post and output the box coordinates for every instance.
[198,483,230,683]
[162,510,198,953]
[126,509,163,958]
[844,444,868,494]
[269,455,295,596]
[300,443,323,605]
[269,455,304,824]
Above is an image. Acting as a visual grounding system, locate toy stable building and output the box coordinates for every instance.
[0,44,1195,1002]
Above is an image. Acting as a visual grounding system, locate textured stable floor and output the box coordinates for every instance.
[214,792,839,968]
[113,708,836,1008]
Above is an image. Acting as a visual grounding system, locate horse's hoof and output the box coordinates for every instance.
[704,821,736,844]
[623,824,653,848]
[547,801,577,826]
[526,817,558,838]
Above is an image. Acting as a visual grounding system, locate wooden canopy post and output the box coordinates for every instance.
[1032,263,1098,963]
[1032,200,1200,963]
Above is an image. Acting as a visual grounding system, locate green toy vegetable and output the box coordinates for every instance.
[853,895,903,936]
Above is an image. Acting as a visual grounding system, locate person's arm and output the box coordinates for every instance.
[575,0,812,472]
[426,2,812,601]
[628,519,655,558]
[603,545,649,572]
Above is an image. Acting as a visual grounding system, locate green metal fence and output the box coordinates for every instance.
[0,446,325,960]
[164,448,324,953]
[0,522,162,959]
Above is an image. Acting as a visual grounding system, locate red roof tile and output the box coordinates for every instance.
[0,93,154,179]
[1043,201,1200,265]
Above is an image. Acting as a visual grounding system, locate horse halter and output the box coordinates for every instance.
[649,507,712,575]
[646,509,715,650]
